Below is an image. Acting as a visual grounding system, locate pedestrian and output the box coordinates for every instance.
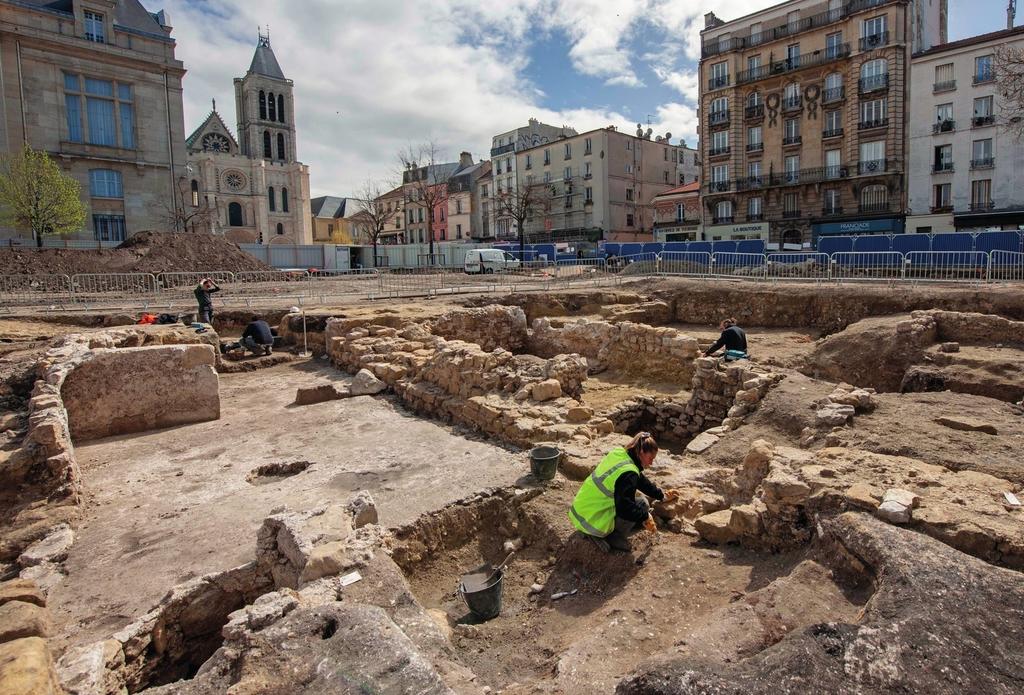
[704,317,748,361]
[194,278,220,324]
[239,315,275,355]
[568,431,679,553]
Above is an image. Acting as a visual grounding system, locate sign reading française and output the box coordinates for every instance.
[813,218,903,235]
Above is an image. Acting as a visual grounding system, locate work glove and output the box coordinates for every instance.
[663,489,680,503]
[643,514,658,533]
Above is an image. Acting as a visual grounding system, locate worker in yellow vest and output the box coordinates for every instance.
[568,431,679,552]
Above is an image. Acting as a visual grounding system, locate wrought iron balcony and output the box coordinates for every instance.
[859,31,889,51]
[822,206,844,216]
[858,73,889,93]
[858,118,889,130]
[783,96,803,111]
[709,146,731,157]
[933,119,955,133]
[709,110,730,126]
[822,86,845,103]
[746,142,764,152]
[970,157,995,169]
[783,135,802,146]
[823,127,844,138]
[933,80,957,93]
[747,213,764,221]
[745,104,765,120]
[973,70,995,85]
[969,201,995,211]
[736,165,850,190]
[712,215,735,224]
[857,159,889,175]
[737,176,765,191]
[931,204,953,214]
[736,44,850,86]
[708,75,730,90]
[783,209,802,219]
[932,162,954,173]
[706,180,732,193]
[859,201,892,213]
[489,142,515,157]
[972,115,995,127]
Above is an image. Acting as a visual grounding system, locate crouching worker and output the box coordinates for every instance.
[240,315,274,355]
[705,317,748,361]
[568,431,679,552]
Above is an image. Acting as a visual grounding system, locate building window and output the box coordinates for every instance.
[564,143,572,159]
[626,163,635,174]
[278,95,285,123]
[711,164,728,183]
[663,170,670,183]
[84,10,105,43]
[974,55,994,84]
[973,96,994,125]
[934,63,955,91]
[783,117,800,144]
[859,140,885,172]
[585,187,593,202]
[626,213,635,227]
[259,91,267,120]
[747,126,762,149]
[934,183,952,209]
[190,179,199,207]
[825,109,842,135]
[543,148,550,165]
[747,55,761,72]
[64,75,134,148]
[935,103,954,130]
[89,169,122,198]
[584,161,592,178]
[710,61,728,88]
[861,184,888,211]
[971,179,992,208]
[860,97,887,126]
[625,188,634,201]
[565,193,574,209]
[748,196,762,219]
[825,149,841,178]
[862,15,887,41]
[277,133,286,160]
[263,131,272,158]
[860,59,888,92]
[482,184,489,197]
[93,214,125,241]
[268,186,276,211]
[933,144,953,171]
[282,187,289,212]
[784,154,800,183]
[714,200,733,223]
[505,157,511,171]
[783,192,799,215]
[585,137,592,154]
[823,188,841,213]
[522,155,530,171]
[711,129,729,153]
[455,223,462,239]
[825,31,843,59]
[972,139,994,167]
[276,223,284,235]
[543,171,551,184]
[787,43,800,65]
[268,92,276,121]
[783,82,801,109]
[748,160,761,181]
[228,202,243,226]
[563,166,572,180]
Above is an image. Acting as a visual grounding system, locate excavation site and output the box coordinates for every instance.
[2,277,1024,694]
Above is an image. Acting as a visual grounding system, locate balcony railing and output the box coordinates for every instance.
[783,135,802,146]
[709,146,731,157]
[972,115,995,127]
[783,96,803,111]
[933,119,956,133]
[969,200,995,211]
[745,104,765,120]
[973,71,995,85]
[709,110,730,126]
[858,158,889,174]
[489,142,515,157]
[736,165,850,190]
[932,161,954,173]
[931,204,954,214]
[783,209,802,219]
[736,44,851,86]
[747,213,764,221]
[859,201,892,213]
[700,0,892,58]
[971,157,995,169]
[737,176,765,190]
[859,73,889,93]
[933,80,957,93]
[823,127,844,138]
[822,206,844,216]
[708,75,730,90]
[859,31,889,51]
[858,118,888,130]
[747,142,764,152]
[822,86,845,103]
[712,215,735,224]
[706,180,732,193]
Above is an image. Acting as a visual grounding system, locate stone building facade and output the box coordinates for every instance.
[699,0,946,247]
[185,33,312,245]
[0,0,187,242]
[907,25,1024,233]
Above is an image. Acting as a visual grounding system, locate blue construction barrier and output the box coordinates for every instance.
[891,234,932,254]
[688,241,713,254]
[974,231,1022,253]
[818,237,854,255]
[851,235,892,253]
[736,240,767,254]
[817,231,1023,254]
[619,243,645,257]
[711,240,738,254]
[931,233,974,252]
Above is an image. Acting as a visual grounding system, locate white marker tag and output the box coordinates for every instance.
[340,571,363,586]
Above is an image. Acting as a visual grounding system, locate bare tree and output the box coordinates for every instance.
[399,142,455,264]
[353,180,392,268]
[995,44,1024,138]
[164,174,216,233]
[494,178,549,259]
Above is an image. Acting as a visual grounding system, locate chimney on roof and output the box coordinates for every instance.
[459,151,473,168]
[705,12,723,29]
[1009,0,1017,29]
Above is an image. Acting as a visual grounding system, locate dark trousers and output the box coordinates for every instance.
[198,306,213,324]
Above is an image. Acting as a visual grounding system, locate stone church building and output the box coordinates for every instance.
[185,33,311,244]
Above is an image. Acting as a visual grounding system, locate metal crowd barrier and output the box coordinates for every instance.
[710,252,767,279]
[660,251,712,277]
[830,252,905,282]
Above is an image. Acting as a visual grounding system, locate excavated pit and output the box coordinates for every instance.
[244,460,313,485]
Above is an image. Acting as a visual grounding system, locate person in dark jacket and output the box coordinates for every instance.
[240,316,274,355]
[704,317,748,361]
[194,278,220,324]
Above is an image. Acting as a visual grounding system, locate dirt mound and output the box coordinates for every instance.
[0,232,273,276]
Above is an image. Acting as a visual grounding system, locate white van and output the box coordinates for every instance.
[464,249,521,274]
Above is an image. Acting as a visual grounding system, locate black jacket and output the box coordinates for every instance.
[242,320,274,345]
[706,325,747,355]
[613,452,665,523]
[194,284,219,309]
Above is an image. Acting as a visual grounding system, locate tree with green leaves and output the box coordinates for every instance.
[0,145,86,247]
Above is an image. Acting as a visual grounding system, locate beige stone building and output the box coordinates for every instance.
[185,33,312,245]
[0,0,187,242]
[699,0,946,246]
[514,127,696,242]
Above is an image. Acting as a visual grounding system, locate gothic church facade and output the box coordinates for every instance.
[186,34,311,244]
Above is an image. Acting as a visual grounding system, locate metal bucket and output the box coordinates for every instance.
[529,445,561,480]
[458,569,504,620]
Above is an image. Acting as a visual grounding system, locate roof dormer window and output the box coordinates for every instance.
[84,10,105,43]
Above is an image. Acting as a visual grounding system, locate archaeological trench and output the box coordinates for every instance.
[1,278,1024,694]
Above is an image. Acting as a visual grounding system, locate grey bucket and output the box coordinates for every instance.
[458,570,504,620]
[530,445,561,480]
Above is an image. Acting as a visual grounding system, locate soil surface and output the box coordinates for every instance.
[47,360,528,654]
[0,231,273,276]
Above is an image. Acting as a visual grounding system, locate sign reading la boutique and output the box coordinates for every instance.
[705,221,768,240]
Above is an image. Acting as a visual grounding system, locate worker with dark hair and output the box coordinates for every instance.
[705,317,748,361]
[194,278,220,324]
[568,431,679,552]
[240,315,274,355]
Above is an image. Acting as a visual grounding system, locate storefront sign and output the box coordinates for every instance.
[705,221,768,239]
[813,218,903,235]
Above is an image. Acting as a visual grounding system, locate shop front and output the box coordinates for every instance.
[703,221,768,242]
[811,217,905,244]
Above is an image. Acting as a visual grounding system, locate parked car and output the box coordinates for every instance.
[464,249,521,274]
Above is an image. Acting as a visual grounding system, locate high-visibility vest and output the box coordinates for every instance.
[568,447,639,537]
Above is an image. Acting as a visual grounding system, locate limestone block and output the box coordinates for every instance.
[739,439,774,490]
[686,432,719,454]
[934,416,998,435]
[0,580,45,608]
[845,483,882,510]
[939,342,960,353]
[532,379,563,402]
[346,490,379,528]
[876,500,911,524]
[566,406,593,423]
[883,488,921,509]
[293,384,345,406]
[55,639,125,695]
[349,369,387,396]
[61,344,219,440]
[728,504,763,537]
[815,403,855,428]
[0,601,51,642]
[762,466,811,506]
[0,637,62,695]
[17,525,73,568]
[694,510,737,545]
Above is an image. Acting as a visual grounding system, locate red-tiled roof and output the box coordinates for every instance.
[655,182,700,197]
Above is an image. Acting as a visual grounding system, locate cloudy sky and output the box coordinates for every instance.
[166,0,1004,198]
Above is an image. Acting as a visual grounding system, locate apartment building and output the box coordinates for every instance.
[652,182,702,241]
[907,25,1024,232]
[0,0,187,242]
[699,0,945,246]
[487,118,577,241]
[514,127,695,242]
[376,184,406,245]
[447,158,489,242]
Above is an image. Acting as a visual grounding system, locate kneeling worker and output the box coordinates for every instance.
[705,317,748,361]
[240,315,275,355]
[568,432,678,552]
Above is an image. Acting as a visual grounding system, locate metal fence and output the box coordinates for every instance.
[4,251,1024,313]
